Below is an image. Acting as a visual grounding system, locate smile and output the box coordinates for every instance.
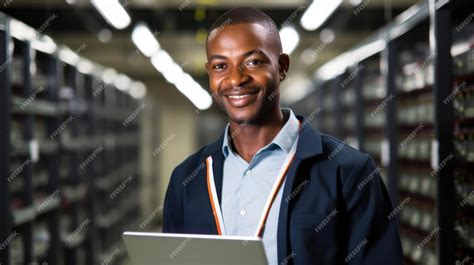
[223,92,258,107]
[227,94,250,99]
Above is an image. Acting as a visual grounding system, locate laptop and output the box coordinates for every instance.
[122,231,268,265]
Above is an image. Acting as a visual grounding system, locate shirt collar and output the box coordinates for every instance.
[222,108,300,158]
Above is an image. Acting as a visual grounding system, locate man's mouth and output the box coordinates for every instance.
[223,92,258,107]
[227,94,250,99]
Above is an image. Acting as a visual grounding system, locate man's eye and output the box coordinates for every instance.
[213,64,226,70]
[246,59,263,66]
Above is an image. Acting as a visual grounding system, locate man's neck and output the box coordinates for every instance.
[229,108,286,163]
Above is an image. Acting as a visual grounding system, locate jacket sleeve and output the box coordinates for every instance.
[162,167,184,233]
[342,154,403,265]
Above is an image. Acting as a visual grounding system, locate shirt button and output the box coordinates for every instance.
[240,209,247,216]
[244,170,252,176]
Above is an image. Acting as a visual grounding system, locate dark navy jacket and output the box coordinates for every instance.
[163,117,403,264]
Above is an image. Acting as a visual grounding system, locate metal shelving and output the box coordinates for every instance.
[450,1,474,263]
[0,12,143,265]
[291,1,472,264]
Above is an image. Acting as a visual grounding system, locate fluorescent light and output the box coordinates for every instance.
[314,52,350,80]
[132,23,160,57]
[300,48,318,65]
[10,19,38,41]
[77,59,94,74]
[280,75,312,105]
[151,51,185,84]
[300,0,342,31]
[279,26,300,54]
[352,39,386,62]
[314,39,386,81]
[320,28,335,43]
[389,4,423,39]
[151,51,213,110]
[151,50,173,73]
[31,36,57,54]
[130,82,147,99]
[193,90,213,110]
[102,68,117,84]
[98,28,112,43]
[175,74,213,110]
[161,62,184,84]
[114,74,131,91]
[451,42,470,57]
[349,0,362,6]
[58,47,80,66]
[91,0,131,30]
[174,74,196,97]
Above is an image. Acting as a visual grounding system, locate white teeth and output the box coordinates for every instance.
[228,94,249,99]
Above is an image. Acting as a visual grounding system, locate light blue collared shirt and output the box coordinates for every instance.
[221,108,300,264]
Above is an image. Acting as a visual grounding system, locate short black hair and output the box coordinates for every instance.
[207,7,282,54]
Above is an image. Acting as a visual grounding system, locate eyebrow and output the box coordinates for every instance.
[208,48,268,62]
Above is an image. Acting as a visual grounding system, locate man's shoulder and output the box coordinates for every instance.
[319,132,372,171]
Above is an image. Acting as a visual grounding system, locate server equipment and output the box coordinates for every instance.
[1,12,142,265]
[291,1,473,264]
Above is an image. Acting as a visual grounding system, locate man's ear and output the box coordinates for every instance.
[205,62,210,75]
[278,53,290,80]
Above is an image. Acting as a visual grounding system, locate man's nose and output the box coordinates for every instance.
[227,65,250,87]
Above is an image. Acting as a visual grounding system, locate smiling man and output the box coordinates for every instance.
[163,7,403,265]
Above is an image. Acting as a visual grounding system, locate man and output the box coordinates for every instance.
[163,7,403,265]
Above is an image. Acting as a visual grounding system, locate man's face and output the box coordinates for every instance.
[205,23,287,124]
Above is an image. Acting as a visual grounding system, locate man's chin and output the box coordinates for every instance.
[227,109,257,125]
[229,116,253,125]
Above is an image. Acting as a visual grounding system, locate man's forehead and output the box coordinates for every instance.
[208,23,268,42]
[206,23,275,52]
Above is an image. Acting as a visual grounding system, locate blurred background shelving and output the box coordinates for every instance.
[1,13,147,265]
[290,1,473,264]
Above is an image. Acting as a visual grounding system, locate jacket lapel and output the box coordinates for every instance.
[211,151,225,203]
[200,130,226,233]
[277,117,324,263]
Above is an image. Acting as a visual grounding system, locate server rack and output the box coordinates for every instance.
[292,0,472,264]
[449,1,474,263]
[0,10,13,265]
[1,12,143,265]
[395,18,438,265]
[358,54,390,187]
